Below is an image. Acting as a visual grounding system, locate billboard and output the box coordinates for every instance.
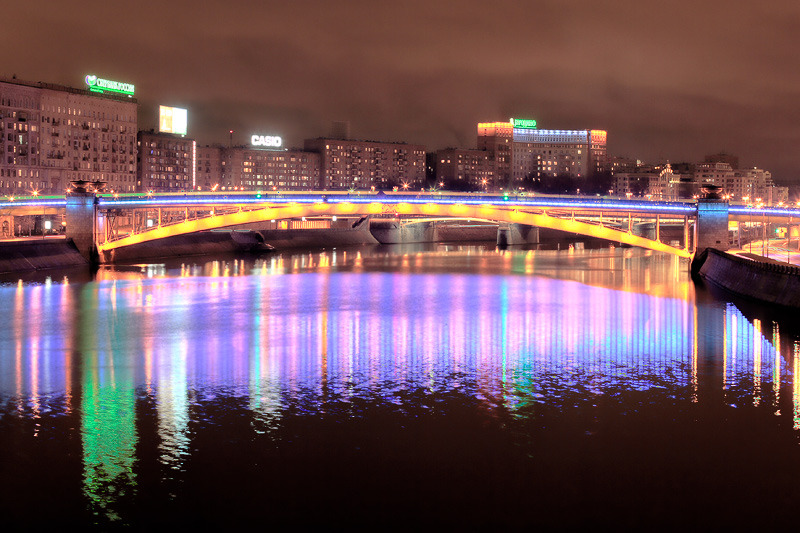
[85,75,135,97]
[159,106,188,135]
[511,118,537,129]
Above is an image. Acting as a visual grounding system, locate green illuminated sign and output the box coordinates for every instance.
[85,75,135,97]
[511,118,537,129]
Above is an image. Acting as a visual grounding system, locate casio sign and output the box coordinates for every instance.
[251,135,282,148]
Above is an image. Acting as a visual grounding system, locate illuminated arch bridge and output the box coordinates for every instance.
[95,191,698,259]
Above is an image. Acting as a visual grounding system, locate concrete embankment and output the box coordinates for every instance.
[370,220,499,244]
[695,248,800,308]
[369,220,436,244]
[0,238,89,273]
[226,216,378,249]
[257,221,379,248]
[103,230,270,263]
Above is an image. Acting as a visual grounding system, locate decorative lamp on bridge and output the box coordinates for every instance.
[700,183,723,200]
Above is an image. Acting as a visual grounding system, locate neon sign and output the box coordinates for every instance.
[251,135,282,148]
[84,75,135,97]
[511,118,537,129]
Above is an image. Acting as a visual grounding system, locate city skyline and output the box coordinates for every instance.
[4,1,799,181]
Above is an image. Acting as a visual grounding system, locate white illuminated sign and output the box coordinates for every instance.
[251,135,282,148]
[159,106,188,136]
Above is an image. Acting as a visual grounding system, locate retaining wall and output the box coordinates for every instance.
[697,248,800,308]
[102,230,270,263]
[370,220,436,244]
[258,224,379,249]
[0,238,88,273]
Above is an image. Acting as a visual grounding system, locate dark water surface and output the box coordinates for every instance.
[2,244,800,529]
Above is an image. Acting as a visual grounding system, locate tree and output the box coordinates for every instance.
[583,170,615,195]
[525,172,578,194]
[629,176,648,197]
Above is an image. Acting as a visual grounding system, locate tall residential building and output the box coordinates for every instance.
[196,145,223,190]
[191,145,322,191]
[221,146,321,190]
[304,138,426,190]
[0,76,137,195]
[434,148,495,191]
[512,128,607,184]
[137,130,196,192]
[476,122,513,189]
[477,120,607,190]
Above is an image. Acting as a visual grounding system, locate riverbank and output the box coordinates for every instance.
[695,248,800,308]
[102,229,272,262]
[0,237,88,273]
[0,230,272,272]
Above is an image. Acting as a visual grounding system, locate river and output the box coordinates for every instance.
[1,243,799,529]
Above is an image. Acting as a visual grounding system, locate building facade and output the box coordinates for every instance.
[434,148,495,191]
[512,128,607,185]
[695,162,788,205]
[612,160,789,204]
[476,122,513,190]
[196,145,223,190]
[137,131,195,192]
[613,164,687,200]
[221,146,321,190]
[304,138,426,190]
[1,77,137,195]
[476,120,608,191]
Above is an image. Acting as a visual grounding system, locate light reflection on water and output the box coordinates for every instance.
[1,246,799,527]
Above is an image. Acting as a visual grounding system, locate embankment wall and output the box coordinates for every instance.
[102,230,268,263]
[697,248,800,308]
[0,238,88,273]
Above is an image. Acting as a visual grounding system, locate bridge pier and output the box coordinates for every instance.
[369,219,438,244]
[695,199,730,254]
[690,198,730,274]
[65,191,100,263]
[497,223,539,247]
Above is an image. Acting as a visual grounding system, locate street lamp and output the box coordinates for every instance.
[32,189,43,238]
[788,216,792,264]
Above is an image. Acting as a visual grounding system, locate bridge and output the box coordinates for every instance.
[2,190,799,263]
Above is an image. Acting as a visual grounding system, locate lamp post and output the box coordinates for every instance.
[788,216,792,265]
[766,208,771,259]
[32,189,43,239]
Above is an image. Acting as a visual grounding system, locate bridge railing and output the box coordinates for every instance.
[93,191,700,216]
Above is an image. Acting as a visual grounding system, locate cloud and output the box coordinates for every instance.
[3,0,800,179]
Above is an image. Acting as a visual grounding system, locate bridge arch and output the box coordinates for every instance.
[98,201,692,259]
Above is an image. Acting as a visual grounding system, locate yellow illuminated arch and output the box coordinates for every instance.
[98,202,691,258]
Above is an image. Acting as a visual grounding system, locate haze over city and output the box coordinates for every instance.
[5,1,800,180]
[6,2,800,530]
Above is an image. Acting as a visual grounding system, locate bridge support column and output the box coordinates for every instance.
[497,223,539,247]
[691,199,730,274]
[695,199,730,254]
[65,191,99,263]
[369,219,438,244]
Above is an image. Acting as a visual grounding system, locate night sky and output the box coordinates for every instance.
[5,1,800,181]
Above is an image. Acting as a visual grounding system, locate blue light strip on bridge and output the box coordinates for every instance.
[0,198,66,209]
[5,193,800,219]
[95,193,700,215]
[729,205,800,218]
